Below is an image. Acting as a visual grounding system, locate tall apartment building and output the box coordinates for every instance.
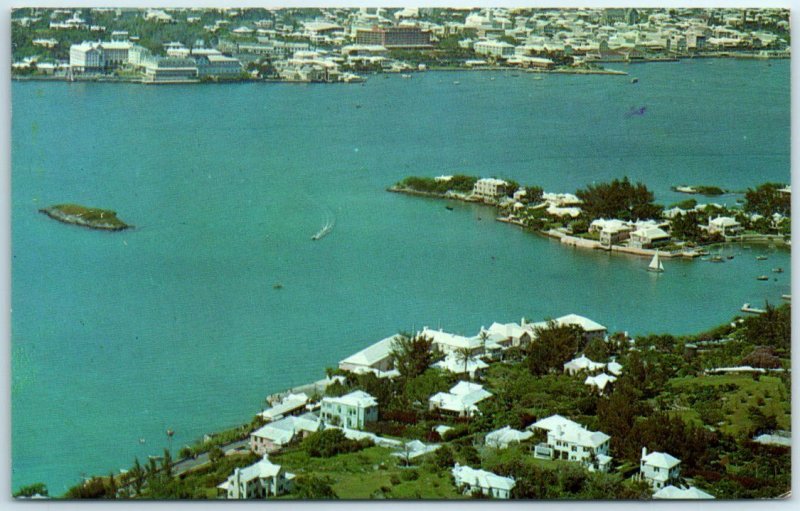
[355,26,432,48]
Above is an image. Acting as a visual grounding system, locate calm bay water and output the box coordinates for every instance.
[11,59,790,493]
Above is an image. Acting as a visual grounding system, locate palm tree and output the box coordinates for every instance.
[478,330,489,356]
[455,346,476,377]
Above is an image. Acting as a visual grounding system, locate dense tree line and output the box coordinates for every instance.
[576,177,663,221]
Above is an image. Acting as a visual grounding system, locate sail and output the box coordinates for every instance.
[648,251,664,272]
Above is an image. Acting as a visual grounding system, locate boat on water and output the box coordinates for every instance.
[741,303,767,314]
[533,76,543,80]
[273,283,283,289]
[782,294,791,301]
[445,206,454,211]
[756,255,768,260]
[401,74,412,79]
[773,267,784,273]
[453,81,460,85]
[312,219,334,241]
[710,255,724,263]
[648,251,664,273]
[727,255,734,260]
[756,275,769,281]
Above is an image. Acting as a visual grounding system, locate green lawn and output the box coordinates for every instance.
[272,446,462,499]
[667,373,790,436]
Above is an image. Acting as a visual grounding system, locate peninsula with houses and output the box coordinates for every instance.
[31,302,790,500]
[389,175,791,260]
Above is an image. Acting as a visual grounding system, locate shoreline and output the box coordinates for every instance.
[12,54,788,84]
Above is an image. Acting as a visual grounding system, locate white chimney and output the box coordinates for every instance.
[642,447,647,460]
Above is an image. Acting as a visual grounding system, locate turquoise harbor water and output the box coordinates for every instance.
[11,59,790,493]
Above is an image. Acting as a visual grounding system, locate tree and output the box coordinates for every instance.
[13,482,48,498]
[208,446,224,467]
[294,475,339,499]
[670,210,703,242]
[431,445,455,470]
[744,183,791,217]
[129,457,144,495]
[525,320,582,375]
[455,346,477,376]
[583,337,609,361]
[740,303,791,351]
[105,471,117,499]
[524,186,544,204]
[391,333,436,380]
[576,177,662,221]
[161,448,173,479]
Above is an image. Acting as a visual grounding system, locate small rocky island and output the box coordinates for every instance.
[39,204,131,231]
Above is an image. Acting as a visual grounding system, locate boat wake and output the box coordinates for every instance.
[311,207,336,241]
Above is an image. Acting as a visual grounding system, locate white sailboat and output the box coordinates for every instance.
[648,250,664,273]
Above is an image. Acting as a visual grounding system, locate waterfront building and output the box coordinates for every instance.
[338,334,397,375]
[653,485,714,499]
[143,58,198,83]
[629,226,670,249]
[260,392,310,422]
[563,354,606,375]
[69,42,103,72]
[531,414,613,472]
[485,426,533,449]
[640,448,682,489]
[218,455,295,499]
[355,26,432,48]
[472,178,509,200]
[474,40,516,58]
[591,218,632,247]
[708,216,743,236]
[320,390,378,430]
[195,54,244,78]
[452,464,515,499]
[69,41,132,72]
[429,381,492,417]
[250,413,321,454]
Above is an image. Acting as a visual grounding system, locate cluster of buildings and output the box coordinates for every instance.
[13,8,789,82]
[204,308,720,499]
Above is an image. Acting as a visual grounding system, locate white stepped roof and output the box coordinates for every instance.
[339,335,398,367]
[530,414,581,432]
[452,464,516,491]
[642,450,681,469]
[323,390,378,408]
[653,485,714,499]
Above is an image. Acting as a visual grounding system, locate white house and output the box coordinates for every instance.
[607,361,623,376]
[563,354,606,375]
[320,390,378,430]
[218,455,295,499]
[432,352,489,379]
[338,335,398,375]
[708,216,742,236]
[472,178,509,200]
[250,413,321,454]
[429,381,492,417]
[531,414,613,472]
[629,226,670,249]
[640,448,681,489]
[653,485,714,499]
[452,464,515,499]
[485,426,533,449]
[486,321,532,348]
[392,439,440,462]
[421,327,483,355]
[260,392,309,422]
[584,372,617,394]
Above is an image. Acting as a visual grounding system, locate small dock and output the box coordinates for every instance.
[741,303,767,314]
